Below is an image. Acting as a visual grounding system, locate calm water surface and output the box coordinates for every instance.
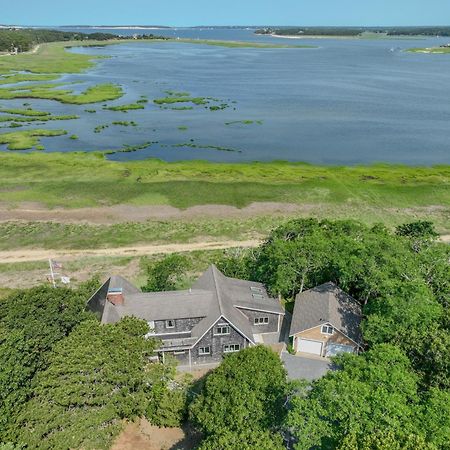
[2,28,450,165]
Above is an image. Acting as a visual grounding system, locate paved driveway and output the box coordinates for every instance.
[281,352,334,381]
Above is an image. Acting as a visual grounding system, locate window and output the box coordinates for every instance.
[250,286,263,293]
[165,319,175,329]
[198,346,211,356]
[254,317,269,325]
[321,324,334,335]
[252,293,264,300]
[215,325,230,335]
[224,344,240,353]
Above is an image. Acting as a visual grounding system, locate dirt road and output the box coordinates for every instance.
[0,202,308,224]
[0,239,261,263]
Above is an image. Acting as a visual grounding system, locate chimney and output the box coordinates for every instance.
[107,289,124,306]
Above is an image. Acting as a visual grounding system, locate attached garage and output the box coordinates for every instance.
[297,338,323,356]
[325,343,355,357]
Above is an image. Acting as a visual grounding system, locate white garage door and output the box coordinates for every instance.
[298,339,322,356]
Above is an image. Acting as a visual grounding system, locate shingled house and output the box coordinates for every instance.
[87,265,285,367]
[289,282,362,358]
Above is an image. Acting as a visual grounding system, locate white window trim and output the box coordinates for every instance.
[321,324,334,335]
[254,317,269,325]
[165,319,175,329]
[198,346,211,356]
[223,344,240,353]
[214,325,231,335]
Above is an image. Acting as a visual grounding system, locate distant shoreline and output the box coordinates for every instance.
[270,33,355,40]
[67,26,170,30]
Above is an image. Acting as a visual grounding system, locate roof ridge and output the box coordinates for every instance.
[210,264,225,316]
[328,288,334,322]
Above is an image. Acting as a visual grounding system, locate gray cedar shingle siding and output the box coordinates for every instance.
[237,308,281,334]
[153,317,204,334]
[194,317,250,364]
[289,282,362,344]
[86,265,285,365]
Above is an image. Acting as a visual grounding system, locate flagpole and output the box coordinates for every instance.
[49,258,56,288]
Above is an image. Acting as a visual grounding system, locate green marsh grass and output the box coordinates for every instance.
[104,102,145,112]
[0,129,67,150]
[0,82,123,104]
[0,107,50,116]
[0,152,448,215]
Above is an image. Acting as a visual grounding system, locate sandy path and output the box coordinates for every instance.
[0,202,309,224]
[0,239,260,263]
[2,234,447,264]
[0,44,40,58]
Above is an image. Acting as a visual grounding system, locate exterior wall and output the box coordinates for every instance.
[293,324,357,356]
[86,280,109,320]
[191,317,250,365]
[153,317,204,334]
[237,308,281,334]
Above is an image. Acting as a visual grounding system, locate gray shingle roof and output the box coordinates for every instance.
[116,290,213,321]
[88,265,284,347]
[289,282,362,344]
[109,275,141,295]
[191,265,256,344]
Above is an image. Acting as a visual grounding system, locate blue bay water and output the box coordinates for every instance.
[1,28,450,165]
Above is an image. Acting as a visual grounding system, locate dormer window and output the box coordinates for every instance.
[321,324,334,335]
[252,293,264,300]
[165,319,175,329]
[254,317,269,325]
[250,286,263,293]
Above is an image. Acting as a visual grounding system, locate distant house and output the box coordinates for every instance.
[289,282,362,358]
[87,265,285,367]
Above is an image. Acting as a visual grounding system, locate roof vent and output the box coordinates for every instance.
[250,286,263,293]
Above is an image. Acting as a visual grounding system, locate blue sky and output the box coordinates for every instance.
[3,0,450,27]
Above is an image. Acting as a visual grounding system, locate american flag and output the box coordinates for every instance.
[51,260,62,270]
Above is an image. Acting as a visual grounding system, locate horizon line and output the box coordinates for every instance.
[2,24,450,28]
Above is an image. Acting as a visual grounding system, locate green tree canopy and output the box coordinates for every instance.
[197,429,285,450]
[286,344,446,450]
[0,283,93,439]
[141,253,190,292]
[190,346,288,446]
[13,317,157,450]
